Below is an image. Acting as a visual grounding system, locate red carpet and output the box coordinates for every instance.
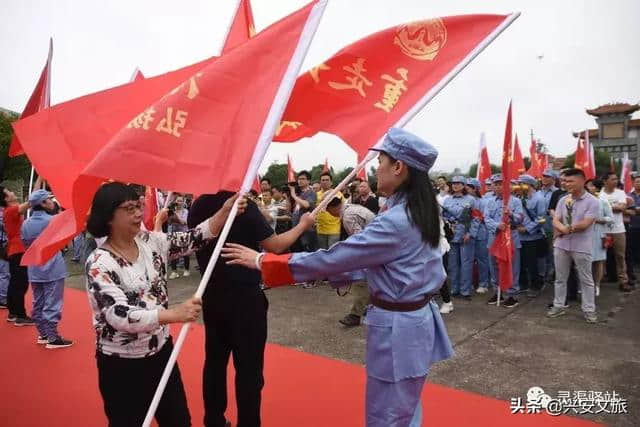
[0,288,601,427]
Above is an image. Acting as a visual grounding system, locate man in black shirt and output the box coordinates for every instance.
[188,192,314,427]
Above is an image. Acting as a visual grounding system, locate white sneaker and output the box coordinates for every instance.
[169,271,180,280]
[595,285,600,297]
[440,302,454,314]
[183,270,190,277]
[476,287,488,294]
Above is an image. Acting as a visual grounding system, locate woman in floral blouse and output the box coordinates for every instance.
[85,183,246,427]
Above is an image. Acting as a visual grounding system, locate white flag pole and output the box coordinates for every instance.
[141,2,327,425]
[26,167,36,219]
[313,12,521,215]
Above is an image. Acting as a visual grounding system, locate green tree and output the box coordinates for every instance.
[0,112,31,183]
[262,162,288,188]
[466,163,502,177]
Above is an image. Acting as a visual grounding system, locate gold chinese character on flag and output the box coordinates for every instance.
[156,107,188,137]
[374,68,408,113]
[328,58,372,97]
[127,107,156,130]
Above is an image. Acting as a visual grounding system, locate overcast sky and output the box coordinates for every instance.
[2,0,639,175]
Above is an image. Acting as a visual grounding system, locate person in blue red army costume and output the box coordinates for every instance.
[222,127,454,427]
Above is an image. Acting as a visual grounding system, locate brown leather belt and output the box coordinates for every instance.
[370,294,433,312]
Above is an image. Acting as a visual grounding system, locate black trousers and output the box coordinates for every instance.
[7,253,29,317]
[440,252,451,303]
[519,239,544,291]
[96,339,190,427]
[203,285,268,427]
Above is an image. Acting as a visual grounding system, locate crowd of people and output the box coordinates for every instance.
[1,131,639,425]
[434,168,639,321]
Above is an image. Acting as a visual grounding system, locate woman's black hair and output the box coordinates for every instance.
[385,153,440,247]
[0,186,6,207]
[86,182,139,238]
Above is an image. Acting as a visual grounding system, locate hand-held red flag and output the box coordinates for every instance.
[9,38,53,157]
[490,101,514,291]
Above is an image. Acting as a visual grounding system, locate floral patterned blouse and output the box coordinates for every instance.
[85,221,213,358]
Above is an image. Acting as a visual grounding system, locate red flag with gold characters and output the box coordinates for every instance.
[13,56,218,209]
[511,134,525,179]
[222,0,256,54]
[9,38,53,157]
[287,155,296,182]
[273,14,516,156]
[490,101,514,292]
[16,0,327,265]
[476,132,491,194]
[142,187,159,231]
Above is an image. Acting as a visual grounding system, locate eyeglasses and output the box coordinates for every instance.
[118,201,143,214]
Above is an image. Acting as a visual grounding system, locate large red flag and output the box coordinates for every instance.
[9,39,53,157]
[13,57,218,209]
[17,0,326,265]
[476,132,491,194]
[287,155,296,182]
[221,0,256,54]
[274,14,516,156]
[526,136,542,178]
[490,101,514,292]
[511,134,525,179]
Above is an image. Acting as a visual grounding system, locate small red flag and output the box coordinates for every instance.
[621,154,633,193]
[476,132,491,194]
[273,14,514,157]
[526,136,541,178]
[490,101,514,292]
[252,174,261,193]
[142,187,159,231]
[9,38,53,157]
[221,0,256,54]
[574,133,592,178]
[511,134,525,180]
[287,155,296,182]
[322,158,330,173]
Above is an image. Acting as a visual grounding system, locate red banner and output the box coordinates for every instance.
[273,14,511,156]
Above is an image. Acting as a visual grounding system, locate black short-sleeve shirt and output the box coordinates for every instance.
[549,189,568,212]
[187,192,274,291]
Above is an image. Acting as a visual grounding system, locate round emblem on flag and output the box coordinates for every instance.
[393,19,447,61]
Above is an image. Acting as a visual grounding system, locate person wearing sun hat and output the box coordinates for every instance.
[516,174,548,297]
[222,127,453,427]
[466,178,491,294]
[442,175,479,300]
[482,174,525,307]
[20,189,73,349]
